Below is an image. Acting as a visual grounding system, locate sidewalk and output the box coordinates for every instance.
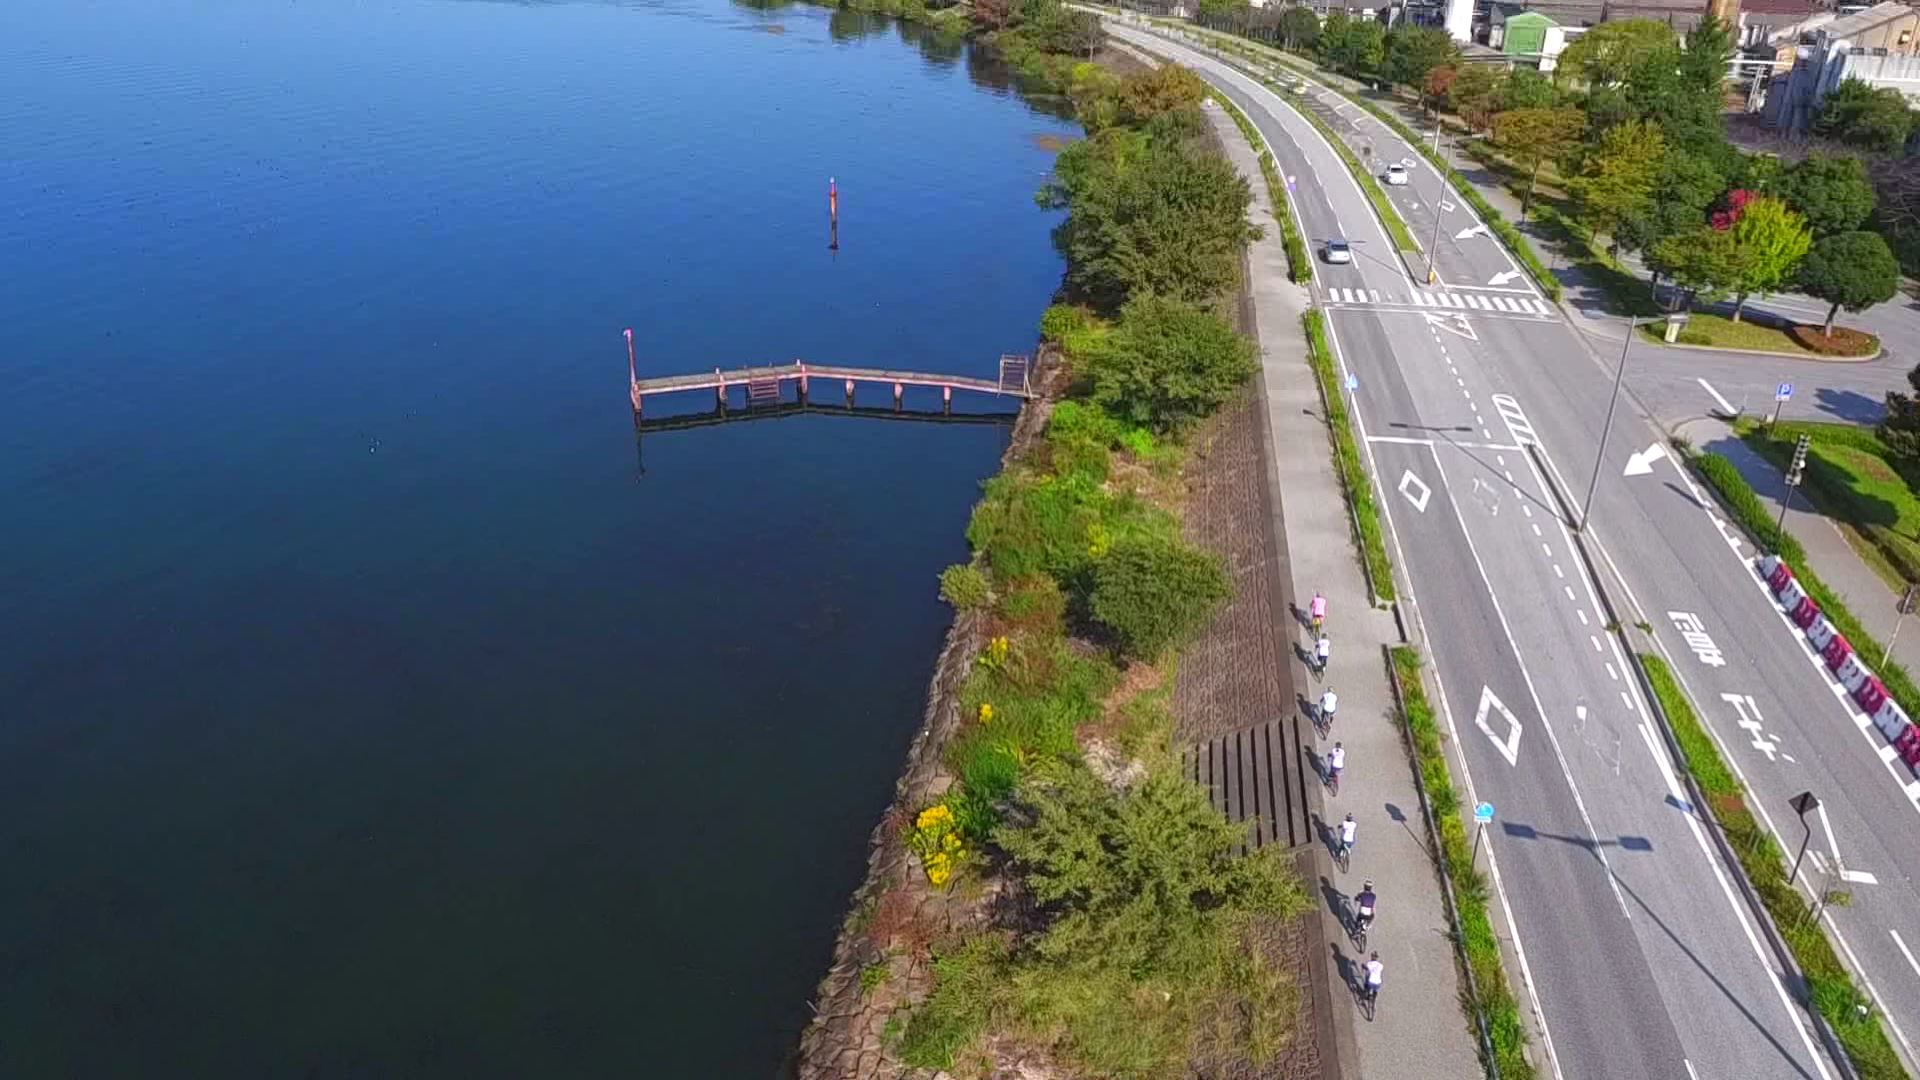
[1681,416,1920,676]
[1207,100,1483,1080]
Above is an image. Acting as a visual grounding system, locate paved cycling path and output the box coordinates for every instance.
[1205,101,1483,1080]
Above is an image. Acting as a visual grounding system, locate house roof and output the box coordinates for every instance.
[1821,0,1915,39]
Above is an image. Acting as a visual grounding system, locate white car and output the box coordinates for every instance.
[1324,238,1352,265]
[1385,164,1410,187]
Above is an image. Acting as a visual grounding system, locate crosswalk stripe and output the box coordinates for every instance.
[1491,297,1515,312]
[1532,299,1552,314]
[1468,295,1488,310]
[1340,288,1356,303]
[1412,292,1430,306]
[1436,293,1455,307]
[1370,290,1381,303]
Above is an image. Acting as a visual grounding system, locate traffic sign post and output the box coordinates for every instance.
[1777,434,1810,534]
[1471,802,1494,870]
[1789,790,1820,887]
[1885,583,1920,666]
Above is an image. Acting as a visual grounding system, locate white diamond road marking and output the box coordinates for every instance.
[1475,685,1523,767]
[1398,469,1432,512]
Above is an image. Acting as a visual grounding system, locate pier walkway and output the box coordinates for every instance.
[625,329,1032,417]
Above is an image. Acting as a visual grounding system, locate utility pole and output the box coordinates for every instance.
[1886,584,1920,666]
[1578,317,1633,532]
[1423,121,1448,284]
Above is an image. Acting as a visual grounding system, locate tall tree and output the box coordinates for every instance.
[1447,63,1506,131]
[1501,68,1558,110]
[1814,79,1920,153]
[1881,365,1920,463]
[1383,24,1457,93]
[1315,11,1384,78]
[1039,128,1260,311]
[1872,156,1920,276]
[973,0,1013,31]
[1567,119,1665,255]
[1423,65,1456,118]
[1798,231,1901,336]
[1724,196,1812,321]
[1614,151,1728,267]
[1553,19,1676,87]
[1492,106,1585,217]
[1779,154,1878,238]
[1678,14,1734,92]
[1278,5,1320,51]
[1653,225,1742,308]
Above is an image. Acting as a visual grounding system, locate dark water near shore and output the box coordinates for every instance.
[0,1,1071,1073]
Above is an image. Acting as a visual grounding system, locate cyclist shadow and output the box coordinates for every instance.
[1328,941,1362,1002]
[1304,744,1329,782]
[1289,601,1315,631]
[1319,874,1351,926]
[1310,811,1343,861]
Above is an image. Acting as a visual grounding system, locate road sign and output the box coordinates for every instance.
[1790,790,1820,816]
[1775,382,1794,402]
[1344,372,1358,392]
[1474,802,1495,824]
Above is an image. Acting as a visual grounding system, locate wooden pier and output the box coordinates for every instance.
[624,329,1030,418]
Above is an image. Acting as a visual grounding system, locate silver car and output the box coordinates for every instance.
[1324,239,1352,264]
[1385,164,1410,186]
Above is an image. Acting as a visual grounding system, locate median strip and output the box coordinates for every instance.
[1388,647,1535,1080]
[1303,310,1393,603]
[1212,91,1309,284]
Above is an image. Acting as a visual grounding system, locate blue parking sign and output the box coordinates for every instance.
[1775,382,1793,402]
[1474,802,1494,824]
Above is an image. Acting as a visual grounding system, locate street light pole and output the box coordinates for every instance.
[1578,317,1634,533]
[1423,122,1448,285]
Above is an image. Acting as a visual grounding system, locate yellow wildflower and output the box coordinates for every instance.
[978,703,994,724]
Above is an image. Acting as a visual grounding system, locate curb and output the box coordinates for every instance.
[1631,330,1884,364]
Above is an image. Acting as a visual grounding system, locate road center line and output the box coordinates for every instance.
[1697,378,1736,415]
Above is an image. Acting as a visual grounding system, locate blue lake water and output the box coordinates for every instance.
[0,1,1071,1073]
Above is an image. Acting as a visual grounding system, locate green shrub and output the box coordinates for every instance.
[939,563,992,609]
[1089,534,1230,658]
[1084,295,1257,433]
[898,933,1012,1068]
[1040,303,1098,348]
[996,574,1068,634]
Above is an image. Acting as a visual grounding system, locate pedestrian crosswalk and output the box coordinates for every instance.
[1321,286,1555,316]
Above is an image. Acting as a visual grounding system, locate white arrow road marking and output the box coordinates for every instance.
[1488,270,1523,286]
[1814,801,1880,885]
[1476,685,1522,766]
[1398,470,1432,512]
[1623,443,1669,476]
[1455,224,1490,240]
[1421,311,1478,341]
[1440,199,1456,212]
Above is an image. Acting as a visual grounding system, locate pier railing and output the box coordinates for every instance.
[623,329,1031,418]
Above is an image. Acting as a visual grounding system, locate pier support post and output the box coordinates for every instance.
[716,368,726,409]
[893,382,903,408]
[943,385,952,415]
[845,378,855,405]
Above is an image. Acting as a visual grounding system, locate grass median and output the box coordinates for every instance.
[1280,91,1419,253]
[1389,647,1534,1080]
[1303,310,1394,602]
[1212,91,1310,284]
[1637,652,1905,1079]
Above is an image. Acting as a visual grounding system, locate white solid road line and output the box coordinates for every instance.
[1893,930,1920,981]
[1697,378,1736,415]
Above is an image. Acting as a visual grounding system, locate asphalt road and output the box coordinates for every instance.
[1104,20,1854,1080]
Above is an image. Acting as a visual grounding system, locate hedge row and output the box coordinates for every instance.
[1390,648,1534,1079]
[1303,311,1393,602]
[1638,652,1906,1079]
[1212,91,1310,284]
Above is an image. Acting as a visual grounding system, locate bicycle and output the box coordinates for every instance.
[1326,766,1341,797]
[1334,837,1352,873]
[1361,981,1379,1022]
[1352,911,1370,952]
[1314,691,1338,737]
